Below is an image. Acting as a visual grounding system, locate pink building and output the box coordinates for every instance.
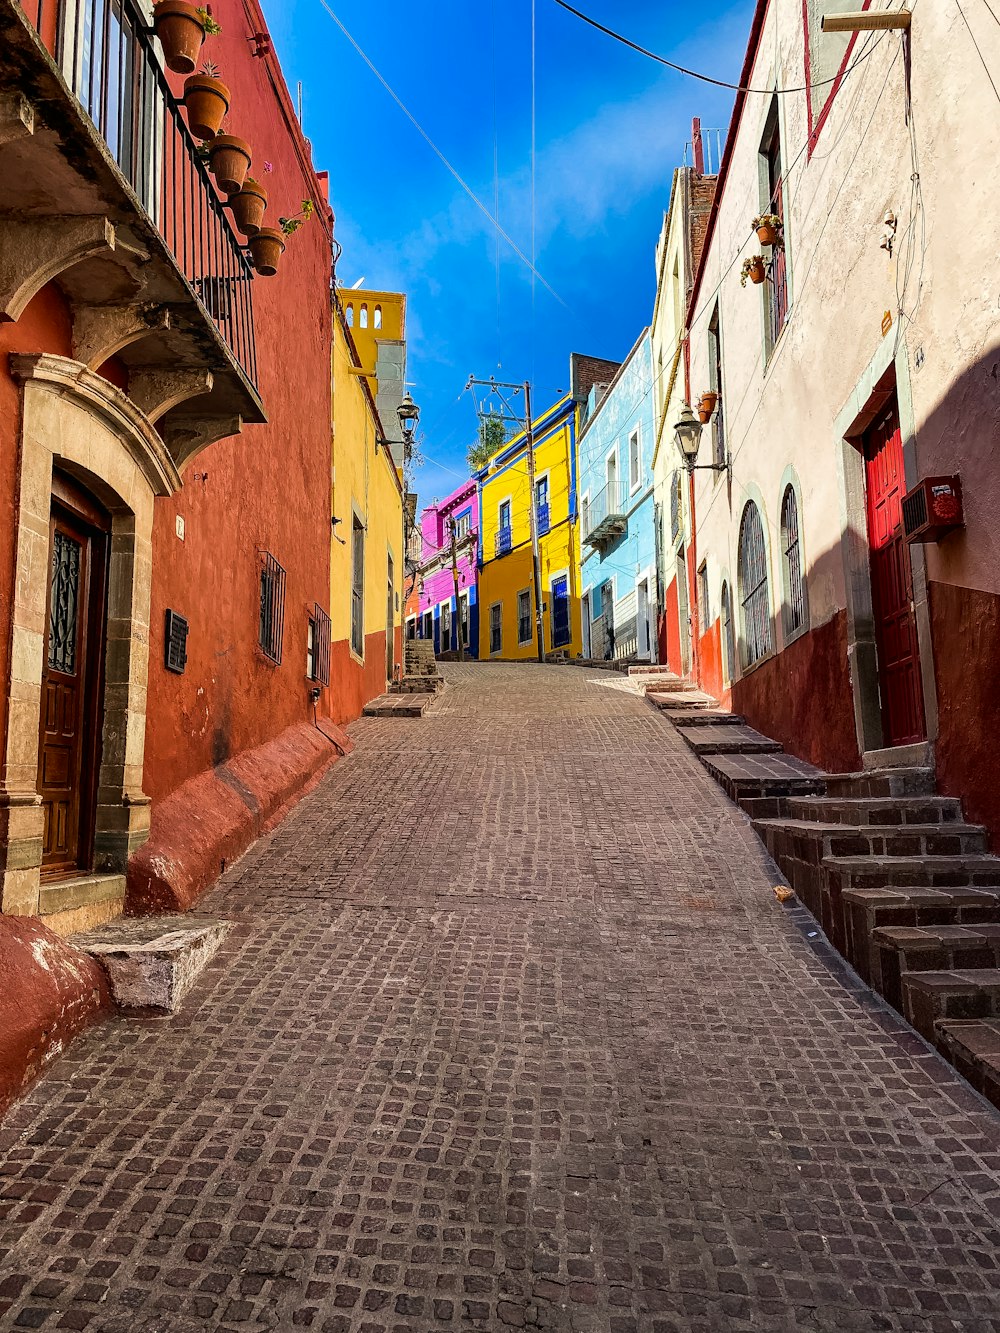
[411,480,479,657]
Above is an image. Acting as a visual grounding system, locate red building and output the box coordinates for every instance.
[0,0,343,1110]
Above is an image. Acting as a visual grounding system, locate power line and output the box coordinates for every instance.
[316,0,568,306]
[550,0,889,94]
[955,0,1000,105]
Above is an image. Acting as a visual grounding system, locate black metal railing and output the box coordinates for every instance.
[495,526,512,558]
[22,0,258,390]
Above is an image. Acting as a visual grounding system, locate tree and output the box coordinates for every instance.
[467,412,509,472]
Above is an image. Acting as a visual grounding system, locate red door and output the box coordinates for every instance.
[863,407,926,747]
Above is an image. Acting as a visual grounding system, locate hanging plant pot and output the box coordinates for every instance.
[183,72,230,141]
[208,134,252,195]
[756,221,778,247]
[248,227,285,276]
[230,178,267,237]
[153,1,205,75]
[748,258,766,285]
[698,391,718,425]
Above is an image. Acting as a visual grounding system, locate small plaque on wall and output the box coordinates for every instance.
[165,610,189,674]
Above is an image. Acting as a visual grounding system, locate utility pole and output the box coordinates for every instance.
[524,380,544,664]
[447,517,465,662]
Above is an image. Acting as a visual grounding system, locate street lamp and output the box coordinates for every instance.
[397,392,420,444]
[673,402,726,473]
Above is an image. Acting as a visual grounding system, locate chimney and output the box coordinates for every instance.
[692,117,704,175]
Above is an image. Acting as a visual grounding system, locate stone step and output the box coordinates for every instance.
[665,709,746,727]
[825,853,1000,893]
[786,794,964,827]
[842,887,1000,983]
[648,690,718,710]
[627,665,679,677]
[362,694,427,717]
[644,677,706,694]
[935,1020,1000,1109]
[389,676,442,695]
[903,969,1000,1044]
[700,752,826,805]
[755,819,988,862]
[871,924,1000,1014]
[677,725,783,757]
[73,916,230,1012]
[825,767,937,799]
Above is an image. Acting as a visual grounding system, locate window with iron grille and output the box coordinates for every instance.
[698,561,710,627]
[738,502,773,667]
[459,592,470,646]
[762,108,788,352]
[258,553,286,664]
[351,516,365,657]
[517,589,532,644]
[708,305,726,467]
[669,471,682,543]
[489,602,502,655]
[781,485,806,636]
[721,581,735,683]
[440,601,452,652]
[309,603,331,685]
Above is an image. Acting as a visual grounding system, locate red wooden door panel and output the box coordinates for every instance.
[864,409,926,747]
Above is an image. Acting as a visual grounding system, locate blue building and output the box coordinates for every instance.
[577,330,658,662]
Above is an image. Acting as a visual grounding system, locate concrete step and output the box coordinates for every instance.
[936,1020,1000,1109]
[677,725,783,757]
[842,886,1000,983]
[871,924,1000,1013]
[755,819,988,862]
[786,794,964,827]
[665,709,745,727]
[648,690,719,710]
[644,677,707,694]
[362,694,427,718]
[903,969,1000,1044]
[73,916,230,1012]
[825,767,937,799]
[825,853,1000,893]
[627,665,679,678]
[389,676,442,695]
[700,752,826,806]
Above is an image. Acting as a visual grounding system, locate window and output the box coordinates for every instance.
[581,493,590,538]
[359,304,368,329]
[489,602,502,655]
[762,109,788,350]
[721,581,736,684]
[535,475,550,534]
[308,604,331,685]
[346,304,354,327]
[454,511,470,540]
[497,499,512,556]
[781,485,806,636]
[422,609,433,640]
[738,502,773,667]
[708,305,726,468]
[669,471,682,544]
[499,499,511,531]
[374,305,382,329]
[698,561,710,627]
[351,516,365,657]
[406,617,416,640]
[629,428,641,493]
[440,601,452,652]
[259,553,286,664]
[517,589,532,645]
[606,451,618,509]
[459,592,470,647]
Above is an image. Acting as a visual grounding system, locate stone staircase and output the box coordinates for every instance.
[648,671,1000,1110]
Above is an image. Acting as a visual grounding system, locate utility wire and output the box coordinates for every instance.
[316,0,568,306]
[956,0,1000,105]
[550,0,890,93]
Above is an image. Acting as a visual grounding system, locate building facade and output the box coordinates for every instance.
[578,330,657,663]
[477,395,582,662]
[417,480,480,658]
[681,0,1000,842]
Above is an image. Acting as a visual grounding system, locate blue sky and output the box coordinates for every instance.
[264,0,755,506]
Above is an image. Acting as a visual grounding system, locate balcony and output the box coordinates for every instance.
[536,502,550,536]
[495,526,512,558]
[583,480,629,549]
[1,0,265,461]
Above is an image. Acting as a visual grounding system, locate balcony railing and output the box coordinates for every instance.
[536,502,550,536]
[583,480,630,548]
[495,526,512,558]
[22,0,258,390]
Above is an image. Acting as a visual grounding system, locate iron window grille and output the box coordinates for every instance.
[459,593,470,647]
[517,590,532,645]
[259,553,286,664]
[351,517,365,657]
[708,305,726,467]
[670,472,682,544]
[698,562,710,627]
[310,603,332,685]
[738,502,773,667]
[721,581,736,683]
[781,486,805,635]
[165,609,189,674]
[489,603,502,655]
[440,602,452,652]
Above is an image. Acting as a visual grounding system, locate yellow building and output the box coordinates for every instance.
[329,292,405,723]
[477,395,583,660]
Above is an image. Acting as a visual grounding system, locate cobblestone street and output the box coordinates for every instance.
[3,664,1000,1332]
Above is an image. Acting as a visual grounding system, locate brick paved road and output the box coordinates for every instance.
[3,664,1000,1332]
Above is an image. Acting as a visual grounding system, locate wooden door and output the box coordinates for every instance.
[37,485,108,875]
[864,408,926,747]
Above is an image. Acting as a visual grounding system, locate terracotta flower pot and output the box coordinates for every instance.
[756,221,779,247]
[153,0,205,75]
[698,392,718,425]
[748,257,766,285]
[230,179,267,237]
[208,134,251,195]
[183,73,230,141]
[248,227,285,276]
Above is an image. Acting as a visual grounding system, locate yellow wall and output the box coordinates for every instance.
[478,398,582,659]
[342,290,405,373]
[331,300,403,686]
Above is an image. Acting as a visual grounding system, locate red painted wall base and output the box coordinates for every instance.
[0,918,112,1121]
[126,719,352,914]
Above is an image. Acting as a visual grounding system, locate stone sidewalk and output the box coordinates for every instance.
[2,663,1000,1332]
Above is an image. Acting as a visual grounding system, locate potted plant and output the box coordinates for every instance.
[153,2,220,75]
[230,177,267,236]
[248,227,285,276]
[697,391,718,424]
[183,61,230,141]
[208,133,252,195]
[752,213,783,247]
[740,255,767,287]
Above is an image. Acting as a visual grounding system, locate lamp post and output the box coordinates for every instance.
[395,392,420,677]
[673,402,727,688]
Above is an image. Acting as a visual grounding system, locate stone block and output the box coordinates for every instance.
[74,916,231,1011]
